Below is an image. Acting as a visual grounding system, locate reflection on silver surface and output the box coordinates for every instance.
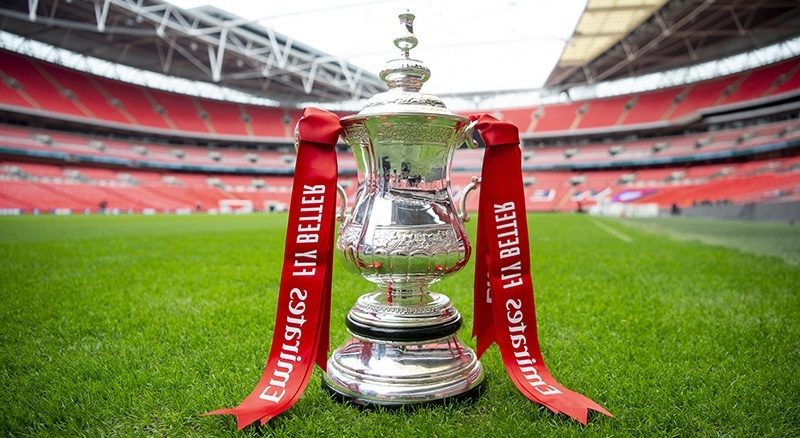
[325,11,484,405]
[338,115,471,290]
[325,336,484,405]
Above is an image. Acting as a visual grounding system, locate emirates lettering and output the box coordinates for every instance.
[259,287,308,403]
[292,185,326,277]
[264,184,327,400]
[505,298,562,396]
[495,202,562,397]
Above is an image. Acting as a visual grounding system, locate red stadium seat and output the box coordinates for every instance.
[668,76,738,119]
[533,102,581,132]
[0,51,85,117]
[578,96,629,129]
[147,90,211,133]
[36,62,130,124]
[95,79,171,129]
[723,58,799,103]
[621,88,684,125]
[3,49,799,137]
[198,100,249,136]
[247,106,296,138]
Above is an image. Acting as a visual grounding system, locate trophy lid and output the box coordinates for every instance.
[351,11,460,118]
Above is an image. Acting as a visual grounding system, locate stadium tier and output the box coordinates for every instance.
[489,56,800,133]
[1,49,799,140]
[0,123,361,171]
[0,161,354,214]
[0,50,300,140]
[0,49,798,215]
[2,157,798,214]
[1,120,798,173]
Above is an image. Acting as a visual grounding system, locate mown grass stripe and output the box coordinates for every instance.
[619,216,800,265]
[591,218,633,243]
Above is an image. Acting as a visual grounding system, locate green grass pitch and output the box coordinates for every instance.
[1,213,798,436]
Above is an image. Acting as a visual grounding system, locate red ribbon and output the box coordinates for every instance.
[206,109,611,429]
[205,108,341,429]
[470,113,612,424]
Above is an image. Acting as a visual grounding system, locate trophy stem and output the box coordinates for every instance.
[325,285,485,406]
[385,283,430,303]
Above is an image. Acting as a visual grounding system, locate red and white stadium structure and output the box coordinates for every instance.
[0,0,798,217]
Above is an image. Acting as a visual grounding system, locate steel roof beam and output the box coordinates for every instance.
[3,0,384,101]
[549,0,800,87]
[590,0,717,83]
[28,0,39,21]
[103,0,382,98]
[93,0,111,32]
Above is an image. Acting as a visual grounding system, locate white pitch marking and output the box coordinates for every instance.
[592,219,633,243]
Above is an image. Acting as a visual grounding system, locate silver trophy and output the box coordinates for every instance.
[324,12,485,405]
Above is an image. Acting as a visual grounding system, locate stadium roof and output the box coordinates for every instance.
[555,0,667,70]
[547,0,800,87]
[0,0,386,103]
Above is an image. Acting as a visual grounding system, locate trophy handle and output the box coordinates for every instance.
[336,183,349,222]
[462,120,479,149]
[458,176,481,223]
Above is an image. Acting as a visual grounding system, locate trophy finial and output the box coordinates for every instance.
[394,11,418,58]
[379,10,431,92]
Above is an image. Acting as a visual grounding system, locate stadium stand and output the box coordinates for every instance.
[0,160,347,214]
[0,50,300,140]
[3,50,798,141]
[520,120,800,167]
[0,49,798,216]
[452,157,800,213]
[0,0,796,220]
[668,76,739,120]
[3,155,797,214]
[619,88,683,126]
[530,102,583,132]
[483,56,800,133]
[0,123,365,172]
[2,119,795,174]
[577,96,630,129]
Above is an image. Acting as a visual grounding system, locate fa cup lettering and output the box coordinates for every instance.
[292,185,326,277]
[494,202,523,290]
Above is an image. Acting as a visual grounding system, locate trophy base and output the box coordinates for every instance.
[323,375,486,408]
[323,335,485,406]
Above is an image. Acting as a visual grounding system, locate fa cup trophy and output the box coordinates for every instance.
[323,12,485,405]
[208,12,611,428]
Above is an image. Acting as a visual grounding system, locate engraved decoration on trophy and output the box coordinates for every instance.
[324,11,486,405]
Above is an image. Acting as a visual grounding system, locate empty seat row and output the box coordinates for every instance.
[479,56,800,133]
[456,156,800,212]
[0,49,797,139]
[5,157,796,213]
[0,50,300,138]
[4,119,794,172]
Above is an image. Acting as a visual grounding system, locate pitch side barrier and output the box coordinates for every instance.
[681,201,800,222]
